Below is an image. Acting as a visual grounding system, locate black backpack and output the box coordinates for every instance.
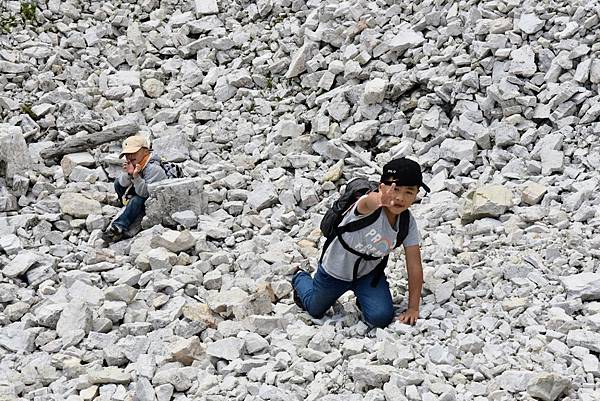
[320,178,411,287]
[159,159,186,179]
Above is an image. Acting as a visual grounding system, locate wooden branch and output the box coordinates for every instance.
[339,142,383,174]
[40,130,130,160]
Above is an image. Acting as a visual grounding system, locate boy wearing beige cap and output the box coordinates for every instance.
[103,135,167,242]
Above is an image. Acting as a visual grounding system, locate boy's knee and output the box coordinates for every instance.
[128,195,147,206]
[303,299,328,319]
[363,308,394,328]
[306,308,329,319]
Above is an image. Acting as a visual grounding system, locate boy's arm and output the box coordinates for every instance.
[132,164,166,198]
[118,172,132,187]
[398,244,423,325]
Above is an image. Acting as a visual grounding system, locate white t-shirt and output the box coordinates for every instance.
[321,198,421,282]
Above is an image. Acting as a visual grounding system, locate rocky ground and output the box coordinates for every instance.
[1,0,600,400]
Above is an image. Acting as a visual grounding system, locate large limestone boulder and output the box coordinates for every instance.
[59,192,103,218]
[461,185,513,222]
[0,124,32,184]
[144,177,208,228]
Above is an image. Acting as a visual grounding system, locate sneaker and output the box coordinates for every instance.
[102,224,124,243]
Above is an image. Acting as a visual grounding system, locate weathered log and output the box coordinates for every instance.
[40,130,130,160]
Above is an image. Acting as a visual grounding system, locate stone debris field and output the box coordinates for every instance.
[1,0,600,400]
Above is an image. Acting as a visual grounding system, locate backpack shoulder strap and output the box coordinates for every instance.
[394,210,411,248]
[337,207,381,234]
[370,210,412,287]
[319,207,383,266]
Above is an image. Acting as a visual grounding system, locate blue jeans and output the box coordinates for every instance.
[113,180,147,231]
[292,265,394,328]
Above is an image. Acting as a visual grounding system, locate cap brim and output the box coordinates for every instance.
[119,146,142,158]
[421,183,431,193]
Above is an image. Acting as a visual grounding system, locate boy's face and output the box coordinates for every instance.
[124,148,147,165]
[381,183,419,214]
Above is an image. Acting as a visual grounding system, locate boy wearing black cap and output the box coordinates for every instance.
[292,157,429,328]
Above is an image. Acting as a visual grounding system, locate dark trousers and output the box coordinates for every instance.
[113,180,147,231]
[292,265,395,328]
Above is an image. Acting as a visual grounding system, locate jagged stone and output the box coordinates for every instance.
[59,193,103,218]
[145,178,208,227]
[560,273,600,301]
[0,125,32,184]
[527,373,570,401]
[522,181,548,205]
[461,185,513,222]
[152,133,190,162]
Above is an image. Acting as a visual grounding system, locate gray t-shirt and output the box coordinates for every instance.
[322,198,421,282]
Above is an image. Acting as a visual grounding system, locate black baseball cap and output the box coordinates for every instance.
[380,157,430,192]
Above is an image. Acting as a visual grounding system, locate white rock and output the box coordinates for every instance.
[103,113,140,134]
[146,177,208,227]
[88,367,131,384]
[169,337,205,365]
[583,354,600,376]
[206,337,244,361]
[0,124,32,183]
[510,45,536,76]
[142,79,165,98]
[195,0,218,15]
[363,78,387,104]
[522,181,547,205]
[348,359,394,387]
[496,370,536,392]
[134,377,157,401]
[342,120,379,142]
[2,251,38,278]
[435,281,454,304]
[59,193,103,218]
[541,150,564,175]
[151,229,195,253]
[440,138,477,161]
[493,122,520,147]
[0,61,30,73]
[590,59,600,83]
[428,345,455,365]
[286,43,313,79]
[388,28,425,52]
[566,329,600,352]
[518,13,545,34]
[108,71,140,87]
[462,185,513,221]
[327,96,350,122]
[147,247,177,270]
[457,333,484,354]
[0,234,22,255]
[561,273,600,300]
[172,210,197,228]
[56,302,92,339]
[152,133,190,162]
[526,372,570,401]
[61,152,95,176]
[247,182,278,211]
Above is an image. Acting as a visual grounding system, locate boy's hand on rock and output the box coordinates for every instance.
[398,308,419,325]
